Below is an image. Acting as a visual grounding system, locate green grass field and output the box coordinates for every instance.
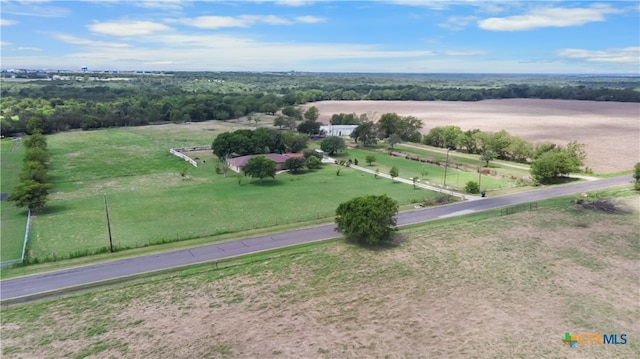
[340,146,519,192]
[2,192,637,358]
[5,124,449,262]
[1,139,28,261]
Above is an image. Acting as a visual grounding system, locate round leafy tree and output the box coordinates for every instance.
[335,194,399,245]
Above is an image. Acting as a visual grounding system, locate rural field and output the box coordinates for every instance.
[307,99,640,174]
[6,118,477,263]
[2,193,638,358]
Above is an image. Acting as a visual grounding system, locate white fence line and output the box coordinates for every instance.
[169,145,213,168]
[1,209,31,268]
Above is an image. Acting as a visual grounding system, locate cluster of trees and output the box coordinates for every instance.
[313,112,424,147]
[8,132,52,213]
[212,128,309,159]
[529,142,587,183]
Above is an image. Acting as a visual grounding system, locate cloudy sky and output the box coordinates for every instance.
[1,0,638,73]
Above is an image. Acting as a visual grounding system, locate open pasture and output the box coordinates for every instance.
[2,194,638,358]
[307,99,640,174]
[1,139,28,261]
[18,123,448,262]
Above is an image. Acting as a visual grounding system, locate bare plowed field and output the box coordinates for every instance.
[307,99,639,173]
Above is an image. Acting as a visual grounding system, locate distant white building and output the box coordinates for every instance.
[319,125,358,137]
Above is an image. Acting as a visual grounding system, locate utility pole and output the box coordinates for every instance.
[104,193,114,253]
[443,147,451,188]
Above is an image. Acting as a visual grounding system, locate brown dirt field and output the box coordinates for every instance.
[2,198,638,358]
[304,99,640,174]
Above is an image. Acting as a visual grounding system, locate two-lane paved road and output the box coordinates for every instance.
[0,175,632,302]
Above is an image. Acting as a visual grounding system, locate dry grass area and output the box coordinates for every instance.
[306,99,640,174]
[2,194,638,358]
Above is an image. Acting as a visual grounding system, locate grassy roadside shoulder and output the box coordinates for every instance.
[3,187,635,294]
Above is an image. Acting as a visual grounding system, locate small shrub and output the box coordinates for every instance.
[465,181,480,194]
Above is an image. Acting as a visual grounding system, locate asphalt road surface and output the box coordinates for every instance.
[0,174,632,302]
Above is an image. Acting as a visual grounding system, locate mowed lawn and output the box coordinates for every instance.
[2,196,638,358]
[1,139,28,261]
[26,126,443,261]
[341,147,518,191]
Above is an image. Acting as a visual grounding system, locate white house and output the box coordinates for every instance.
[319,125,358,137]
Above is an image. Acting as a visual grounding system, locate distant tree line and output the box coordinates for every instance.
[1,74,638,136]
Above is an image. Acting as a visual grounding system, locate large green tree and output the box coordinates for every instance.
[350,121,378,145]
[284,157,306,173]
[530,151,578,183]
[7,180,52,213]
[243,156,277,183]
[320,136,346,155]
[335,194,399,245]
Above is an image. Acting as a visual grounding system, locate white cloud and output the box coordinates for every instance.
[444,49,486,56]
[1,19,19,26]
[52,33,132,48]
[167,14,324,29]
[478,4,620,31]
[0,41,11,46]
[386,0,510,13]
[294,15,325,24]
[14,46,43,51]
[132,0,188,11]
[274,0,316,6]
[556,47,640,64]
[88,20,173,36]
[0,1,70,17]
[439,16,476,30]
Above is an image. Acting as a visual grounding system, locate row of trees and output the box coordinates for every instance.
[8,132,52,212]
[212,128,309,159]
[423,125,586,166]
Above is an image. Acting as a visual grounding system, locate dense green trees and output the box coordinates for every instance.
[305,156,321,170]
[243,156,276,182]
[529,142,585,183]
[284,157,306,173]
[8,132,52,212]
[320,136,346,155]
[377,113,422,142]
[350,120,378,145]
[425,127,533,163]
[634,163,640,190]
[335,194,399,245]
[212,128,308,158]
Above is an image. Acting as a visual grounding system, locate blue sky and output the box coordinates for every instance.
[1,0,638,73]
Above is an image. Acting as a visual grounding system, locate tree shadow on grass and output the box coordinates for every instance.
[344,233,407,252]
[38,203,71,215]
[540,176,582,185]
[247,179,284,187]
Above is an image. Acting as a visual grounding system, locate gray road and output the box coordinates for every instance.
[0,174,632,302]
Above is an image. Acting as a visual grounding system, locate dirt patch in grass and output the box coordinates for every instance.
[2,201,639,358]
[305,99,639,173]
